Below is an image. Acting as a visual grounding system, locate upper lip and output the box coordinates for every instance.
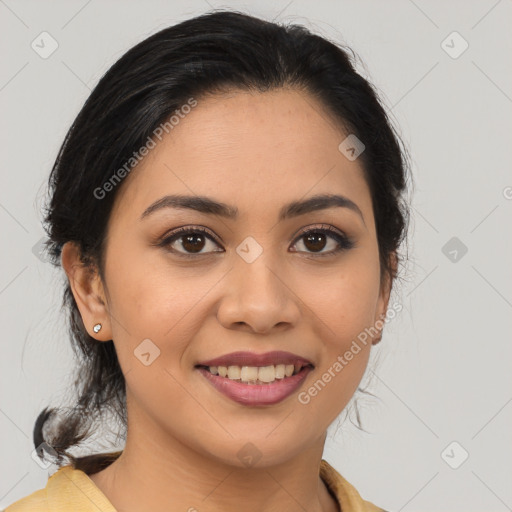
[195,350,314,368]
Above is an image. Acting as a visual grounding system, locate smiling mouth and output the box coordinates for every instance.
[194,363,313,385]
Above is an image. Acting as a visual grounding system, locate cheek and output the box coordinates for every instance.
[105,238,211,340]
[304,257,381,343]
[291,258,378,423]
[301,348,371,428]
[104,253,203,421]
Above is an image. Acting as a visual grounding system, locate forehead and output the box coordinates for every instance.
[110,88,373,227]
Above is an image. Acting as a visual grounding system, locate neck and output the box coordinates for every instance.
[88,409,339,512]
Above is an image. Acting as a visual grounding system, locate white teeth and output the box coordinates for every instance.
[240,366,258,382]
[258,365,275,383]
[274,364,285,379]
[227,366,241,380]
[206,363,306,384]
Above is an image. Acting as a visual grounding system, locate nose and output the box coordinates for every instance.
[216,255,301,335]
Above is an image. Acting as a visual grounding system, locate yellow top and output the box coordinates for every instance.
[4,457,387,512]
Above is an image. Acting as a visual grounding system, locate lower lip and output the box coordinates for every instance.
[196,366,313,406]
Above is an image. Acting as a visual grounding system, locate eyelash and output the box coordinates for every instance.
[156,224,355,259]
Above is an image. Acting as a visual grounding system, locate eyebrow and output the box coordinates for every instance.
[140,193,365,225]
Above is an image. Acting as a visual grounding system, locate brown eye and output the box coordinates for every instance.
[181,233,207,253]
[159,227,224,256]
[302,232,328,252]
[157,224,354,259]
[291,225,355,256]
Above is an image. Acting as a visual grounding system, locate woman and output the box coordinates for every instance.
[5,9,410,512]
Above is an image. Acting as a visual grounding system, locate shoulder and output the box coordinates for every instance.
[3,487,48,511]
[4,452,121,512]
[4,464,118,512]
[320,459,390,512]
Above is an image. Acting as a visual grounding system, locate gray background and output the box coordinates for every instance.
[1,1,511,510]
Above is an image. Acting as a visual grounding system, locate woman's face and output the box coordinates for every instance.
[75,88,392,467]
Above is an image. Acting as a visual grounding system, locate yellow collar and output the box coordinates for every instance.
[7,456,385,512]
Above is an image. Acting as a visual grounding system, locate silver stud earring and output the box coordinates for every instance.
[93,323,102,333]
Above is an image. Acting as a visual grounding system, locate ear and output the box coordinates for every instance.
[61,241,112,341]
[372,251,397,346]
